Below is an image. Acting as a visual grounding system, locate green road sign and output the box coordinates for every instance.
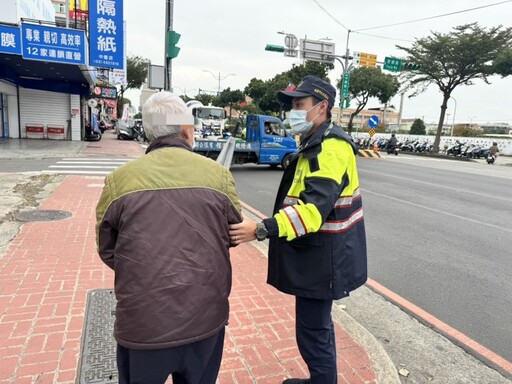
[265,44,285,52]
[341,73,350,98]
[166,31,181,59]
[383,57,402,72]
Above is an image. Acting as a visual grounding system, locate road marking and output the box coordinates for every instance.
[61,158,138,161]
[56,161,129,165]
[361,188,512,234]
[44,170,113,175]
[49,165,119,169]
[360,169,512,203]
[43,158,135,175]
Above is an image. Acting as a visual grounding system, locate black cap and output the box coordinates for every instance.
[277,75,336,108]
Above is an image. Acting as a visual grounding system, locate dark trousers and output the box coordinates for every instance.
[116,327,225,384]
[295,297,337,384]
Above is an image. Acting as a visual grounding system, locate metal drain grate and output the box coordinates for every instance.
[77,289,118,384]
[16,209,72,222]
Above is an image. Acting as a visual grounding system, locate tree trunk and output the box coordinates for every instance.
[348,114,355,133]
[433,94,450,152]
[116,86,126,119]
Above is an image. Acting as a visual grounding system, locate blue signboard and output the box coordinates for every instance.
[0,25,21,55]
[21,23,86,65]
[368,115,380,128]
[89,0,124,69]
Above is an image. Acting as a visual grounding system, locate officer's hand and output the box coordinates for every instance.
[229,218,257,245]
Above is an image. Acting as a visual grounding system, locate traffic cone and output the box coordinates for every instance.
[373,143,379,152]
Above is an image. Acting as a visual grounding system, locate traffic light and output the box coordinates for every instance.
[166,31,181,59]
[265,44,285,52]
[402,62,421,71]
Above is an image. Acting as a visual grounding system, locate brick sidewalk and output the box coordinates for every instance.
[0,134,378,383]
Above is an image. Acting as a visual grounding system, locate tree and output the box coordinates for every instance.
[397,23,512,152]
[217,88,245,117]
[192,93,216,106]
[337,67,399,132]
[410,118,426,135]
[453,126,482,137]
[494,47,512,77]
[116,55,150,117]
[244,61,333,115]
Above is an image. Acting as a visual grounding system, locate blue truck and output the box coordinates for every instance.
[194,114,298,169]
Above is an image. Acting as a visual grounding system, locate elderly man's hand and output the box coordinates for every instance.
[229,218,257,245]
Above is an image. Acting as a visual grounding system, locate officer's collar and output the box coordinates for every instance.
[298,119,332,152]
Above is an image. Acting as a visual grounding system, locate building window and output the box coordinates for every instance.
[54,3,66,13]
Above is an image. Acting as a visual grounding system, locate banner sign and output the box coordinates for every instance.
[0,24,21,55]
[89,0,124,69]
[92,85,117,99]
[21,23,86,65]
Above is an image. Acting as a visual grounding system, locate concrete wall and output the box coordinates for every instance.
[353,132,512,156]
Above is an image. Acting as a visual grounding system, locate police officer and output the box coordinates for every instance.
[229,75,368,384]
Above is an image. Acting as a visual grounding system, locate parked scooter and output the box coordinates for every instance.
[99,120,107,133]
[84,121,102,141]
[446,140,463,156]
[118,122,143,141]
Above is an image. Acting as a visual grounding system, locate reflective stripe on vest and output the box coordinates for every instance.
[320,208,364,234]
[283,205,307,237]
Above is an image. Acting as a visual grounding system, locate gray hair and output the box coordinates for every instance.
[142,91,189,141]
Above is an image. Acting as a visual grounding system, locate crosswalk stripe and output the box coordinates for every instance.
[49,165,119,169]
[54,162,128,165]
[43,157,136,175]
[44,170,112,175]
[61,158,138,161]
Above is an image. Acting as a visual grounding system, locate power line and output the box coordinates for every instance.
[354,0,512,32]
[312,0,512,35]
[311,0,349,31]
[353,31,414,43]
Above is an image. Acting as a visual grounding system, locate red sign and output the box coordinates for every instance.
[69,10,89,21]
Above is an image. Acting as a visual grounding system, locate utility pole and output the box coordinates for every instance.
[398,92,404,131]
[336,30,352,126]
[164,0,174,91]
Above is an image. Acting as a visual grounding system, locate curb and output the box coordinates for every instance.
[331,304,401,384]
[241,205,400,384]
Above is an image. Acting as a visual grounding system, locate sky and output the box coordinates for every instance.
[123,0,512,125]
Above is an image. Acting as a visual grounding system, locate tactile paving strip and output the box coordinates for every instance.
[77,289,118,384]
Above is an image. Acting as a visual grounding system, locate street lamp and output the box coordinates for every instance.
[203,70,236,93]
[450,96,457,136]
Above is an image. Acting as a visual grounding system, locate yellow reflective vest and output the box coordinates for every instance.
[263,121,367,299]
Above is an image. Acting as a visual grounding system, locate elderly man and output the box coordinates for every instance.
[230,75,367,384]
[96,91,242,384]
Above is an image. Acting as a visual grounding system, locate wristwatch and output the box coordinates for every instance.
[255,222,268,241]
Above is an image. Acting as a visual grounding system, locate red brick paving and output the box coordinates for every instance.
[0,134,377,383]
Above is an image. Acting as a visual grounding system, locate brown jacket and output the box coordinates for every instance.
[96,136,242,349]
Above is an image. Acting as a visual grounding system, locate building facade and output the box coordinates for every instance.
[0,0,123,142]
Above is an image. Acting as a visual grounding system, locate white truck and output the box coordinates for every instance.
[186,100,227,137]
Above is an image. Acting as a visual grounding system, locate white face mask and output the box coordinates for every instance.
[288,102,322,135]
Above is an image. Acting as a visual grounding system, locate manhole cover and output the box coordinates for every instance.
[78,289,118,383]
[16,209,72,222]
